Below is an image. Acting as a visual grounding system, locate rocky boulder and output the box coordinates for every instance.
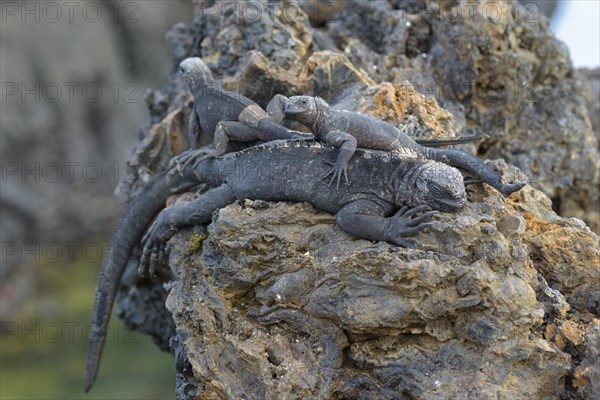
[113,1,600,398]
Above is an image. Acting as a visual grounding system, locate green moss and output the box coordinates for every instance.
[186,233,208,256]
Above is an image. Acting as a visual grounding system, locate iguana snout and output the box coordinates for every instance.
[179,57,214,91]
[284,96,318,125]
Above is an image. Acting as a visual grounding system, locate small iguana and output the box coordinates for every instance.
[282,96,526,196]
[172,57,308,168]
[85,140,466,391]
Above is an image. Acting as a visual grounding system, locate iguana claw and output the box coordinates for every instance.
[168,147,222,178]
[463,178,483,187]
[385,205,437,247]
[322,160,349,190]
[139,209,177,277]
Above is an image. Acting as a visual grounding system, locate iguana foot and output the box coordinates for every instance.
[186,148,230,172]
[385,205,436,247]
[464,178,482,187]
[139,209,178,277]
[322,160,349,190]
[464,177,482,194]
[168,147,221,177]
[168,149,195,173]
[501,181,526,196]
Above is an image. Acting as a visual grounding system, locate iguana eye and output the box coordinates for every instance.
[301,100,307,104]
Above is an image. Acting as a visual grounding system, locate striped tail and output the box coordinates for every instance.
[84,169,197,392]
[416,135,482,147]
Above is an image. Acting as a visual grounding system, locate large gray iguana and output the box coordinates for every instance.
[282,96,526,196]
[85,140,466,392]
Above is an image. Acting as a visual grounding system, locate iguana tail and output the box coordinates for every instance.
[84,169,198,392]
[416,135,482,147]
[257,118,305,140]
[424,147,525,196]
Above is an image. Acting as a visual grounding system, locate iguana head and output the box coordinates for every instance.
[284,96,324,126]
[412,162,466,212]
[179,57,214,91]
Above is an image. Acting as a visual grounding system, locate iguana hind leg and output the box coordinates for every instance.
[139,183,236,276]
[171,121,264,172]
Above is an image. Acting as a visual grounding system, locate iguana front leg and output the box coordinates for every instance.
[322,130,357,189]
[139,183,236,276]
[335,200,435,247]
[188,111,201,149]
[266,94,288,124]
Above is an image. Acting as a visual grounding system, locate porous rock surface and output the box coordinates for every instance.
[115,1,600,399]
[162,175,598,399]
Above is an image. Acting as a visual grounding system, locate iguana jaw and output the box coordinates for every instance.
[434,197,465,212]
[283,103,307,116]
[283,109,304,115]
[283,96,318,126]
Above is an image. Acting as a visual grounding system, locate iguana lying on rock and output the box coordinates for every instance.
[283,96,526,196]
[172,57,308,168]
[85,140,466,392]
[174,57,479,169]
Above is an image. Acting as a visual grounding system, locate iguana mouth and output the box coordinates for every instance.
[284,109,303,115]
[436,197,464,211]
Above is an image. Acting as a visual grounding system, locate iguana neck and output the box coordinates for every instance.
[312,98,331,136]
[396,161,429,207]
[190,71,217,94]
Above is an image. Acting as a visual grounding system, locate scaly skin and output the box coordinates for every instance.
[283,96,526,196]
[174,59,473,167]
[140,140,466,271]
[172,57,309,169]
[84,167,198,392]
[85,141,466,392]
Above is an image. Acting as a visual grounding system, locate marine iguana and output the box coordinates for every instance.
[174,57,478,169]
[171,57,308,169]
[85,140,466,392]
[282,96,526,196]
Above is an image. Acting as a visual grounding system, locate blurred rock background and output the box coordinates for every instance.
[0,0,598,399]
[1,1,191,398]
